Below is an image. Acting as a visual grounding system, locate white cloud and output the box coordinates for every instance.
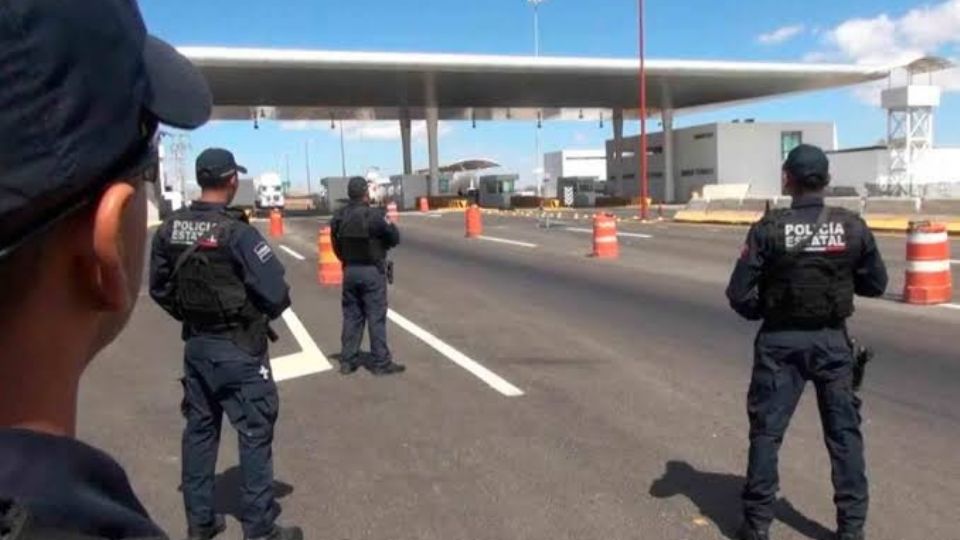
[279,120,452,141]
[806,0,960,102]
[757,24,805,45]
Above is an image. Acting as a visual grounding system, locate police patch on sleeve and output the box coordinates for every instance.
[254,242,274,263]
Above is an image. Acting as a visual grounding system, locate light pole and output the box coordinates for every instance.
[304,139,312,195]
[528,0,547,197]
[339,121,347,178]
[638,0,650,221]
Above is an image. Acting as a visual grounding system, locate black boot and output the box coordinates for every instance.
[837,531,864,540]
[339,360,359,375]
[370,362,406,376]
[248,525,304,540]
[737,522,770,540]
[186,515,226,540]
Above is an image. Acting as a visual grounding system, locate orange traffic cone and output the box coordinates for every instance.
[592,213,619,259]
[317,226,343,286]
[387,201,399,223]
[465,204,483,238]
[418,197,430,212]
[269,209,284,238]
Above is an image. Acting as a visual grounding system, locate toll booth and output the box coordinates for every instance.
[389,174,429,211]
[557,176,599,207]
[321,176,351,213]
[478,174,517,209]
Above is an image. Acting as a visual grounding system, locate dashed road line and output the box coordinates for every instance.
[942,303,960,311]
[478,235,538,248]
[387,309,524,397]
[279,244,306,261]
[271,308,333,382]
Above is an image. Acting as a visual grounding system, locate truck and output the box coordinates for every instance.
[254,172,285,211]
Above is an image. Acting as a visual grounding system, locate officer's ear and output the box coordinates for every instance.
[85,181,146,312]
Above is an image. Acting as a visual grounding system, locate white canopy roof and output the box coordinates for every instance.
[179,47,895,122]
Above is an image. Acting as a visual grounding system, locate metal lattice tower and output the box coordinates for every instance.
[158,131,192,208]
[881,58,948,197]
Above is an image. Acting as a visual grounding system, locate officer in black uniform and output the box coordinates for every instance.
[726,144,888,540]
[331,177,404,375]
[150,149,302,540]
[0,0,211,537]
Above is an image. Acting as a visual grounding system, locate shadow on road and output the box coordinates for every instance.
[649,461,834,540]
[213,466,294,520]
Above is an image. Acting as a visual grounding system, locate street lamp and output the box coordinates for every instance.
[528,0,547,197]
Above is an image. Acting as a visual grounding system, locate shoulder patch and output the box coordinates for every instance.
[254,242,274,263]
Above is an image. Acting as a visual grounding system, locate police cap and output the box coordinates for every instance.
[0,0,213,259]
[783,144,830,189]
[196,148,248,187]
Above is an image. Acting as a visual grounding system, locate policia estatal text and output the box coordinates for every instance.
[150,149,302,540]
[726,144,888,540]
[331,177,403,375]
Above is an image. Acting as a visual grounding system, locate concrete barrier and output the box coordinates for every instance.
[921,198,960,216]
[863,198,921,216]
[823,197,863,214]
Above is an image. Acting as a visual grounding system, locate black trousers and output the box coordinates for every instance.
[743,327,867,534]
[180,336,280,538]
[341,265,391,367]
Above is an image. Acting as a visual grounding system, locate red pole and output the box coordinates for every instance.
[638,0,649,221]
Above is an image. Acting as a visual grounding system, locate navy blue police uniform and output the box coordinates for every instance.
[150,189,291,538]
[0,0,211,537]
[330,188,401,373]
[726,160,888,537]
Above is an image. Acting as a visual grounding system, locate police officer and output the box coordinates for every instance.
[331,177,404,375]
[0,0,211,537]
[150,149,302,540]
[726,144,888,540]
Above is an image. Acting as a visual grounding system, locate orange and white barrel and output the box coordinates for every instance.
[386,201,399,223]
[465,204,483,238]
[418,197,430,212]
[317,226,343,287]
[904,221,952,305]
[592,213,619,259]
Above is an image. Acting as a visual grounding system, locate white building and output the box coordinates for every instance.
[544,150,607,184]
[829,146,960,198]
[606,121,835,202]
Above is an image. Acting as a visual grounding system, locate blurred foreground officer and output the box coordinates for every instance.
[0,0,211,536]
[150,150,302,540]
[726,145,888,540]
[331,177,403,375]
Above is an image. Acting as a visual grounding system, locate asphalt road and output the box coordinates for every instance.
[80,212,960,540]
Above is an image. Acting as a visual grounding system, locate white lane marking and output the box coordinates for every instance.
[951,260,960,265]
[478,235,538,248]
[271,308,333,382]
[387,309,524,397]
[279,245,306,261]
[942,303,960,311]
[565,227,653,239]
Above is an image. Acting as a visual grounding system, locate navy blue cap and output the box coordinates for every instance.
[196,148,247,187]
[783,144,830,185]
[0,0,212,256]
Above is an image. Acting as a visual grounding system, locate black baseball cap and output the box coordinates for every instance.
[783,144,830,186]
[196,149,248,187]
[0,0,212,258]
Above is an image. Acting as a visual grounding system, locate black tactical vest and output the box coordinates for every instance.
[336,205,385,266]
[759,207,856,327]
[165,208,265,352]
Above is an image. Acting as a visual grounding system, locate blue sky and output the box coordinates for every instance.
[141,0,960,190]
